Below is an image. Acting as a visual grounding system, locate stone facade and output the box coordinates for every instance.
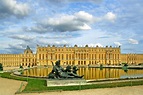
[36,45,121,66]
[0,46,36,67]
[121,54,143,65]
[0,45,143,67]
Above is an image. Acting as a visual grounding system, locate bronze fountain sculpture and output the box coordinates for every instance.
[47,60,84,79]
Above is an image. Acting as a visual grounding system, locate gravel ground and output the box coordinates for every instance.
[0,78,22,95]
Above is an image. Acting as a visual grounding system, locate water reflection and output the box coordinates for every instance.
[22,67,143,80]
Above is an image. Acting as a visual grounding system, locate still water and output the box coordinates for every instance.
[22,67,143,80]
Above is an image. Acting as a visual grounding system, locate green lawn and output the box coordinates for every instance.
[1,72,143,93]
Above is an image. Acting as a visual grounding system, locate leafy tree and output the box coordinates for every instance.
[20,65,23,69]
[0,63,3,71]
[28,65,30,68]
[124,63,128,66]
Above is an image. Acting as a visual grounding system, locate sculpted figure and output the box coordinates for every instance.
[53,60,73,79]
[48,60,73,79]
[48,60,83,79]
[72,66,78,74]
[65,65,84,78]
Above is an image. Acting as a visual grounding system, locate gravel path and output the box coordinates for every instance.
[0,78,22,95]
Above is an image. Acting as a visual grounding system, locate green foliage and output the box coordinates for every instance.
[122,63,128,66]
[28,65,30,68]
[138,63,143,65]
[20,65,23,69]
[46,81,143,91]
[124,64,128,66]
[0,72,27,81]
[24,79,46,92]
[0,63,3,71]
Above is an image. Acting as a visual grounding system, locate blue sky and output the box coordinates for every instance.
[0,0,143,54]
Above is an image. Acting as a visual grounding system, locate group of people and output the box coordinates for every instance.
[48,60,84,79]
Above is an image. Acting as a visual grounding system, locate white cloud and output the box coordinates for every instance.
[46,0,103,4]
[55,40,68,45]
[74,11,94,23]
[9,35,34,41]
[26,11,117,33]
[0,0,29,18]
[114,42,122,46]
[104,12,116,22]
[8,44,25,50]
[31,11,93,33]
[37,38,69,46]
[69,0,103,3]
[128,39,139,44]
[78,23,91,30]
[88,43,103,47]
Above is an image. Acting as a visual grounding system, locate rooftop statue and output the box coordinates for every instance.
[48,60,84,79]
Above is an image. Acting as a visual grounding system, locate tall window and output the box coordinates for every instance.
[46,54,48,59]
[62,54,64,60]
[84,61,86,65]
[78,61,80,65]
[55,54,57,59]
[59,54,60,59]
[69,54,71,59]
[72,54,74,59]
[66,54,68,60]
[51,54,52,59]
[42,54,44,59]
[39,54,41,59]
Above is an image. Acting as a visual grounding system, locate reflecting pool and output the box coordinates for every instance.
[22,67,143,80]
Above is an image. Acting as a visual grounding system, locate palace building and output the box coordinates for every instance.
[0,45,143,67]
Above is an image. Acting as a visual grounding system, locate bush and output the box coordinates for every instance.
[20,65,23,69]
[0,63,3,71]
[28,65,30,68]
[138,63,143,65]
[124,64,128,66]
[122,63,128,66]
